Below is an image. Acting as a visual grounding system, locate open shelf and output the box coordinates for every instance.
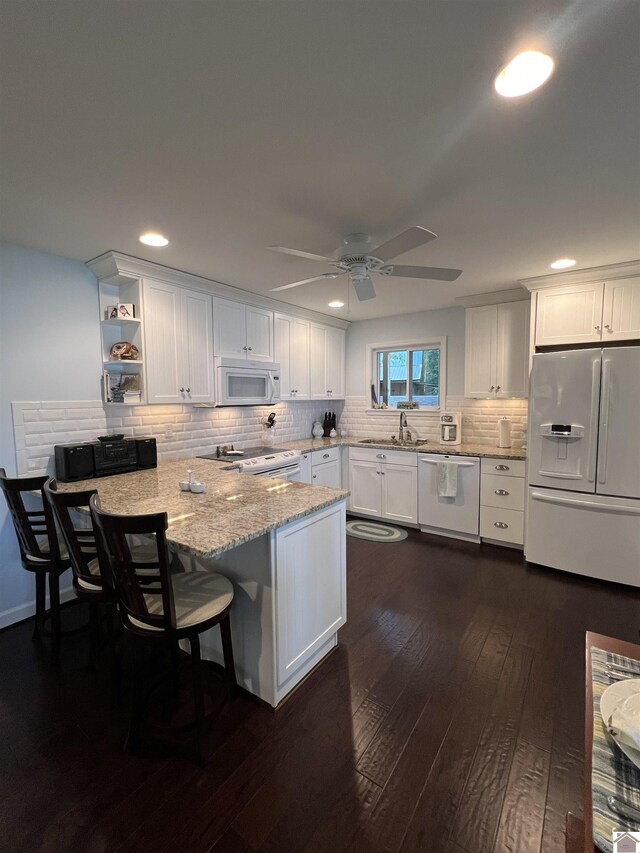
[101,317,141,327]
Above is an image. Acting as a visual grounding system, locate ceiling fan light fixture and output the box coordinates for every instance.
[139,231,169,247]
[328,300,344,309]
[550,257,576,269]
[494,50,554,98]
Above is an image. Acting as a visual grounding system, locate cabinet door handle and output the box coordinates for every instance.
[495,489,509,496]
[179,387,185,392]
[495,464,510,471]
[186,388,190,394]
[248,346,253,351]
[242,346,248,351]
[594,325,601,333]
[380,471,385,475]
[495,385,501,392]
[376,453,386,459]
[494,521,509,529]
[489,385,495,391]
[323,453,330,459]
[313,474,317,479]
[604,324,612,332]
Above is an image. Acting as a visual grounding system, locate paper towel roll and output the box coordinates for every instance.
[498,418,512,448]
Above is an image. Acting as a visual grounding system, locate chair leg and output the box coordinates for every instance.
[125,637,143,755]
[49,573,61,665]
[88,601,100,670]
[106,603,122,706]
[220,613,237,695]
[189,635,205,767]
[33,572,46,640]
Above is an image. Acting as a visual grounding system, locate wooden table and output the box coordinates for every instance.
[567,632,640,853]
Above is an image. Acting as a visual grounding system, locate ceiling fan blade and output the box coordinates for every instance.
[270,273,342,292]
[267,245,336,263]
[352,276,376,301]
[371,226,437,262]
[388,264,462,282]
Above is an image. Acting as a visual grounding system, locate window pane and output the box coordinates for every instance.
[409,348,440,407]
[387,350,408,407]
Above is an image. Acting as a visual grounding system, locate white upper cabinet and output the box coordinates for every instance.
[465,301,529,398]
[533,277,640,346]
[601,277,640,342]
[310,323,345,399]
[535,282,604,346]
[465,306,497,398]
[181,289,214,403]
[274,313,310,399]
[144,280,213,405]
[213,298,273,361]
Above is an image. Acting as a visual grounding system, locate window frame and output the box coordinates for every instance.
[365,337,447,413]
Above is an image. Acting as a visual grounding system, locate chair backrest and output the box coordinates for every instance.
[0,468,61,563]
[44,479,105,590]
[89,495,176,631]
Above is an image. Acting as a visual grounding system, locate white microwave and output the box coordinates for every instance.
[213,357,281,406]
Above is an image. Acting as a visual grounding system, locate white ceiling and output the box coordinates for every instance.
[1,1,639,321]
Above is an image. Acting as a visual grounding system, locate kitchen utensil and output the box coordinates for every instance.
[601,678,640,769]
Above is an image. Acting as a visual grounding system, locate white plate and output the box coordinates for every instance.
[601,678,640,769]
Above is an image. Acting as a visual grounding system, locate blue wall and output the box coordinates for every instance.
[0,242,100,624]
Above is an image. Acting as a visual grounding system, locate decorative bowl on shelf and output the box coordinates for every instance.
[110,341,139,360]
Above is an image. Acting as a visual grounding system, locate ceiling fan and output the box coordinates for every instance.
[268,226,462,302]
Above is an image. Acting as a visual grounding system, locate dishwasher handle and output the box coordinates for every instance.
[419,458,477,468]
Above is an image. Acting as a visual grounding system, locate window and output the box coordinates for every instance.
[371,340,444,409]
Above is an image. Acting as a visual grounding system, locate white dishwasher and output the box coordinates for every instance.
[418,454,480,541]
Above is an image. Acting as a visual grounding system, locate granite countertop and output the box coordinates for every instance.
[282,437,526,461]
[57,458,348,559]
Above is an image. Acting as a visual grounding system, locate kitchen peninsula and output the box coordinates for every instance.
[59,459,348,707]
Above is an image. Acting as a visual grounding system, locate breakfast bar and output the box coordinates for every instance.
[58,459,348,707]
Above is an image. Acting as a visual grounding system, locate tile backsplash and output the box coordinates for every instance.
[340,395,528,447]
[12,394,526,476]
[12,399,345,476]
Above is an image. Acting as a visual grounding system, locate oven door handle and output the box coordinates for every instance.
[255,464,301,479]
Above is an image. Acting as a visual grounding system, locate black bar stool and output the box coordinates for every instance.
[89,494,237,764]
[0,468,72,664]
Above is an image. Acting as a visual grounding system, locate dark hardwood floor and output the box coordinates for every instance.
[1,527,639,853]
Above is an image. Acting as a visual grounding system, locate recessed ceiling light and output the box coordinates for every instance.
[139,232,169,247]
[494,51,554,98]
[328,300,344,309]
[550,258,576,269]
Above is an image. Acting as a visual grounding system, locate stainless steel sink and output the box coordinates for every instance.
[357,438,430,447]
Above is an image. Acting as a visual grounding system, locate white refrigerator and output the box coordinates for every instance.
[526,346,640,586]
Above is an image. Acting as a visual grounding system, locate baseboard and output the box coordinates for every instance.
[0,586,75,631]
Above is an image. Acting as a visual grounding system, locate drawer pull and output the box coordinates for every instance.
[376,453,386,459]
[495,489,509,496]
[494,521,509,529]
[323,453,330,459]
[495,464,510,471]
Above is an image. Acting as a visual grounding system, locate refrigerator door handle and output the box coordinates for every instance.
[598,359,612,485]
[530,490,640,515]
[586,358,601,484]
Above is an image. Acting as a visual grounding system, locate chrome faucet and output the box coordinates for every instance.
[399,411,408,441]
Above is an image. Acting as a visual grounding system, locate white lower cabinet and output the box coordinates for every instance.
[348,448,418,524]
[297,452,312,484]
[197,500,347,707]
[311,447,342,488]
[479,457,525,547]
[275,502,346,694]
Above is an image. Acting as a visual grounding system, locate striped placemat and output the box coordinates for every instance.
[591,647,640,853]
